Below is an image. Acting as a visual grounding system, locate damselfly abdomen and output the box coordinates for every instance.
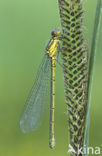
[20,29,61,149]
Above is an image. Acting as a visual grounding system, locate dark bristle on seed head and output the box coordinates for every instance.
[58,0,88,153]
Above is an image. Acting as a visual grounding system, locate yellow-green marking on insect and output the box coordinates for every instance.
[46,29,60,149]
[19,29,61,149]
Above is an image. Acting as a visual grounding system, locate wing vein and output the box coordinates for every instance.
[20,54,51,133]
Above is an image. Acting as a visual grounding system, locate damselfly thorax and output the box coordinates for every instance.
[46,29,60,59]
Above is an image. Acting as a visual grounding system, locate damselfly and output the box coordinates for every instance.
[20,29,61,149]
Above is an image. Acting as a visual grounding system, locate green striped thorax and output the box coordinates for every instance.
[46,29,61,59]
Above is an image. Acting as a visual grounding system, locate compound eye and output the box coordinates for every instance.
[51,30,56,36]
[51,29,60,37]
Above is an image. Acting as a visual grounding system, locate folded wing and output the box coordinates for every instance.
[20,54,51,133]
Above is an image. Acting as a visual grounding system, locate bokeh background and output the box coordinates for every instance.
[0,0,102,156]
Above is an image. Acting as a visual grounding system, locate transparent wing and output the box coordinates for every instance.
[20,54,51,133]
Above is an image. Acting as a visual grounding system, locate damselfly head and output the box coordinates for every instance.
[51,29,60,37]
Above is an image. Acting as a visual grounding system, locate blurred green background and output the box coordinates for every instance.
[0,0,102,156]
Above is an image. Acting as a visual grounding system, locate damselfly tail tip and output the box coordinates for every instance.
[49,137,55,149]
